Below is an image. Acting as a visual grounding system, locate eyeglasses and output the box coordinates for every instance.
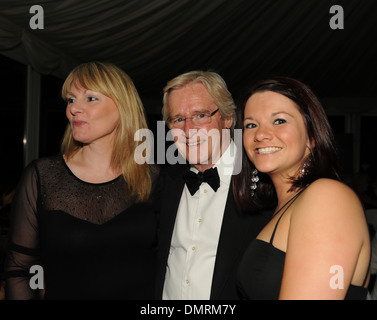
[168,108,220,128]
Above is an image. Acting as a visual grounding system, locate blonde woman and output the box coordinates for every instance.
[4,62,159,299]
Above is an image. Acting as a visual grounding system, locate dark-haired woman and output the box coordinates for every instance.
[234,77,370,299]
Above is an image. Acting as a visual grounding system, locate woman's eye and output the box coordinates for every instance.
[66,97,75,104]
[245,123,257,129]
[274,118,286,125]
[88,96,99,102]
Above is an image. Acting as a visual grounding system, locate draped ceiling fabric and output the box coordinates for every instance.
[1,0,377,114]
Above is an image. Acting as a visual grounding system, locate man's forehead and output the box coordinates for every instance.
[168,84,215,113]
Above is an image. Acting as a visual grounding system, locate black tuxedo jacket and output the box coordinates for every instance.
[155,164,270,300]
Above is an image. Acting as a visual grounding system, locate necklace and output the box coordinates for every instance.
[271,186,308,219]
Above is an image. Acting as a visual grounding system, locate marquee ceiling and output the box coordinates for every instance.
[1,0,377,112]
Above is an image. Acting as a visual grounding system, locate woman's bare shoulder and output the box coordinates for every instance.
[305,178,360,203]
[294,178,365,224]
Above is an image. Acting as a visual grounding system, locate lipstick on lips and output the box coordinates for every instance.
[72,120,87,127]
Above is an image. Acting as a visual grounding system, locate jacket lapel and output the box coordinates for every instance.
[156,165,187,298]
[210,183,269,299]
[157,165,269,300]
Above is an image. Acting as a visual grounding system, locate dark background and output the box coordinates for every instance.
[1,0,377,188]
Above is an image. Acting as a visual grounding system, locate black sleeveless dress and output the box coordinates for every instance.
[237,188,369,300]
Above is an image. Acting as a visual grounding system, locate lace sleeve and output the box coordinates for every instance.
[4,161,41,300]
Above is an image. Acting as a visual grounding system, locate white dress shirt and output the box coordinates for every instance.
[162,141,236,300]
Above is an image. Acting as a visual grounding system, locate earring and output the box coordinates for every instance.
[250,169,259,197]
[299,158,310,176]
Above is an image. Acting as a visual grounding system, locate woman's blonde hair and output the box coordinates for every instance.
[61,61,152,202]
[162,70,236,136]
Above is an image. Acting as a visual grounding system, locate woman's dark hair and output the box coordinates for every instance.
[233,76,340,212]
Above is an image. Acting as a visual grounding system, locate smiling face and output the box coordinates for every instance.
[167,82,233,172]
[243,91,311,179]
[65,81,120,146]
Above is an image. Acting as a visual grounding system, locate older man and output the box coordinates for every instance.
[155,70,269,300]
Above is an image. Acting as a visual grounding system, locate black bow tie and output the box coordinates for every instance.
[183,167,220,196]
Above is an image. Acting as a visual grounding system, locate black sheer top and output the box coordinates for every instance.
[4,155,160,300]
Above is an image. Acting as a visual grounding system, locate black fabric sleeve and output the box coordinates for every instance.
[3,161,41,300]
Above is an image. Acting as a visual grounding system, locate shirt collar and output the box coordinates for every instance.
[190,140,236,186]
